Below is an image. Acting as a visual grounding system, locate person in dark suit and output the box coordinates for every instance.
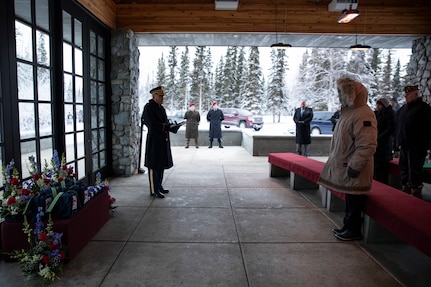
[206,101,224,148]
[142,86,181,198]
[293,101,313,156]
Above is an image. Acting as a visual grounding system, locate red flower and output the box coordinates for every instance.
[104,185,110,191]
[33,174,42,181]
[42,255,50,265]
[67,167,73,174]
[7,197,16,205]
[58,177,64,182]
[21,189,31,196]
[39,233,48,241]
[62,164,67,170]
[44,178,51,184]
[10,178,19,185]
[60,251,66,260]
[50,243,59,250]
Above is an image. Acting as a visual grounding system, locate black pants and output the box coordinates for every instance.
[344,194,365,234]
[399,147,426,188]
[148,168,164,196]
[373,159,389,184]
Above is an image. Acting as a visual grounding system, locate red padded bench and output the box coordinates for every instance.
[268,152,431,258]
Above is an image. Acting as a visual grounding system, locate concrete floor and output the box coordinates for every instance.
[1,146,431,287]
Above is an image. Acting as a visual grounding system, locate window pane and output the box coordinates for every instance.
[100,150,106,167]
[15,0,31,22]
[77,131,84,158]
[63,43,72,73]
[65,133,74,162]
[64,73,73,102]
[100,128,106,149]
[91,106,97,127]
[35,0,49,30]
[92,130,98,152]
[17,62,34,100]
[98,35,104,59]
[75,48,83,76]
[40,137,53,163]
[75,76,83,103]
[37,67,51,101]
[90,55,97,80]
[38,103,52,136]
[74,19,82,48]
[63,11,72,43]
[98,83,105,104]
[98,106,105,127]
[19,102,35,139]
[90,30,96,55]
[65,104,74,132]
[97,59,104,81]
[36,30,50,66]
[92,153,99,171]
[90,81,97,104]
[21,140,36,178]
[77,159,85,180]
[75,104,83,131]
[15,21,33,61]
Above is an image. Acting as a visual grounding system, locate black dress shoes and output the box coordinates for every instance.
[334,230,362,241]
[332,227,347,235]
[154,192,165,198]
[160,189,169,194]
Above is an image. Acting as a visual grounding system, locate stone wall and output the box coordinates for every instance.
[407,35,431,103]
[111,29,141,176]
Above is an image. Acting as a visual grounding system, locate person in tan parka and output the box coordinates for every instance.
[318,77,377,241]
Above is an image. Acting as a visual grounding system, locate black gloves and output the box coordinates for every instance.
[169,120,185,134]
[347,167,360,178]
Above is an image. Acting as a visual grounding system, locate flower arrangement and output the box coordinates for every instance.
[95,171,116,211]
[0,160,35,222]
[10,207,66,284]
[0,151,76,223]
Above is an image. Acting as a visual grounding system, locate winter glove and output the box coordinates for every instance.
[169,120,186,134]
[347,167,360,178]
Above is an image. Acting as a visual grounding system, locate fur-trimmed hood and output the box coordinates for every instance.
[337,78,368,108]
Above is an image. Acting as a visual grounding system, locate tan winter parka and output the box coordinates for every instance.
[317,79,377,194]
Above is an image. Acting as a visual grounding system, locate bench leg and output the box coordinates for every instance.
[269,164,290,178]
[363,214,403,243]
[290,172,319,190]
[319,186,328,208]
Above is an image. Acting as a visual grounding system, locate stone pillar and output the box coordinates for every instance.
[407,35,431,103]
[110,29,141,176]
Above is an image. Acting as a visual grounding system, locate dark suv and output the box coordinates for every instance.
[310,111,334,135]
[221,108,264,131]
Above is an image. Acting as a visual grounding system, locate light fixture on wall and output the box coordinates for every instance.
[214,0,239,11]
[338,5,360,24]
[271,4,292,49]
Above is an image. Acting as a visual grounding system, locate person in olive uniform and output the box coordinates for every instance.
[142,86,182,198]
[184,103,200,148]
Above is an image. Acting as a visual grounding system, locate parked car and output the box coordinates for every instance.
[220,108,264,131]
[310,111,334,135]
[168,111,186,123]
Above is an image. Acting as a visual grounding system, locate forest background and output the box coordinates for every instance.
[138,46,411,122]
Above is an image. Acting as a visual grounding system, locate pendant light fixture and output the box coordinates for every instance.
[338,5,360,24]
[350,11,370,50]
[271,4,292,49]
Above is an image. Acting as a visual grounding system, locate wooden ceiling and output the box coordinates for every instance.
[89,0,431,48]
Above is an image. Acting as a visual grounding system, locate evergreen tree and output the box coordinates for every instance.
[156,53,166,87]
[166,46,179,112]
[242,47,265,114]
[214,56,225,107]
[190,46,212,111]
[267,49,287,122]
[381,50,393,98]
[392,59,403,101]
[369,48,384,102]
[222,46,238,107]
[178,46,191,111]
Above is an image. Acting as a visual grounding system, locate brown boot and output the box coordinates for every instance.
[195,139,199,148]
[185,139,190,148]
[401,184,411,194]
[411,185,423,199]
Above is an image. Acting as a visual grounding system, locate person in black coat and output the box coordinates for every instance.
[206,101,224,148]
[373,97,395,184]
[142,86,181,198]
[396,85,431,199]
[293,101,313,156]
